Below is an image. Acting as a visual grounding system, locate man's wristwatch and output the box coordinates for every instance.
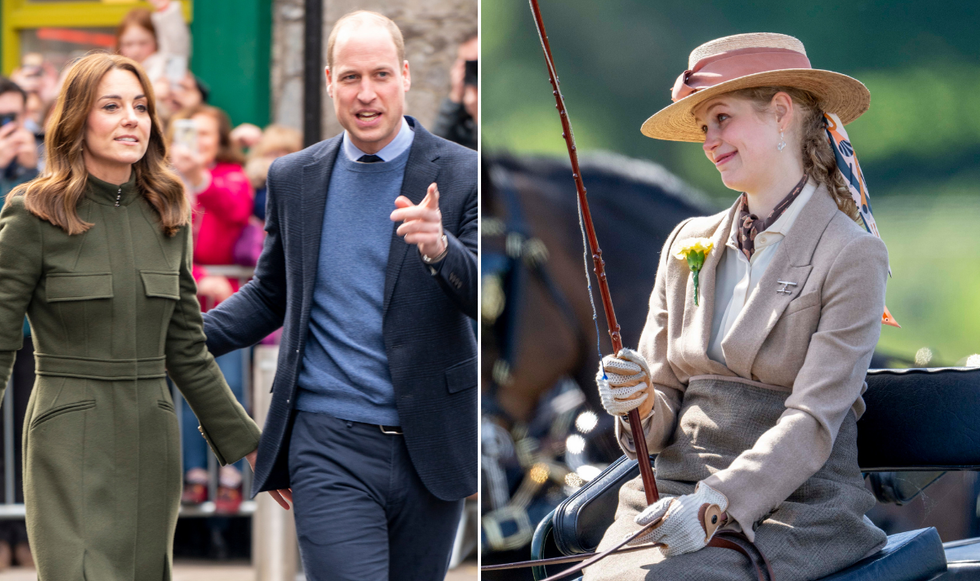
[421,234,449,263]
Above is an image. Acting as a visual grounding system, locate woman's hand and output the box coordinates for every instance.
[197,275,234,303]
[0,124,35,170]
[170,145,206,189]
[596,348,655,419]
[231,123,263,150]
[245,450,293,510]
[629,481,729,557]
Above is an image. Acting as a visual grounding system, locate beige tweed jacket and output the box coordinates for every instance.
[617,184,889,532]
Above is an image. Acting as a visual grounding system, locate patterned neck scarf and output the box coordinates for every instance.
[736,174,808,261]
[823,113,898,327]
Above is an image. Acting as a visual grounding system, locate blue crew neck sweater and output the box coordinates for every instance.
[294,145,412,425]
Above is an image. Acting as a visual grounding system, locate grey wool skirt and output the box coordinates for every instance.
[584,377,886,581]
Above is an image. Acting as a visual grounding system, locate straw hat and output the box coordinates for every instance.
[641,33,870,142]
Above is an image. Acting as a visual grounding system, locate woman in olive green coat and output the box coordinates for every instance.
[0,54,279,580]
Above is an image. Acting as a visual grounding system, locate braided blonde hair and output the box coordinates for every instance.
[727,86,859,221]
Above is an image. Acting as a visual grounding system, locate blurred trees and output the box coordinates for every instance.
[483,0,980,198]
[482,0,980,365]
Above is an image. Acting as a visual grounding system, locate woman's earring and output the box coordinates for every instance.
[777,131,786,152]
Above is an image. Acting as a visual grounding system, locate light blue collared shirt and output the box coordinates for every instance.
[342,116,414,162]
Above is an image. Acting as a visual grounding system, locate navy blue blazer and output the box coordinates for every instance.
[203,118,477,501]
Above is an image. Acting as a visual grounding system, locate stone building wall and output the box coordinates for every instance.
[271,0,477,139]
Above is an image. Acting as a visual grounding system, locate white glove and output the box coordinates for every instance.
[596,348,652,417]
[629,482,729,557]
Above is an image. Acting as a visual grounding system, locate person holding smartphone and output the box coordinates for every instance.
[432,32,478,150]
[0,78,38,199]
[167,104,255,513]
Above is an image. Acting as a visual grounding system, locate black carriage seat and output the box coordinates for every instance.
[531,367,980,581]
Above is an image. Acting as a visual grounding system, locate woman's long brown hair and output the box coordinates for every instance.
[13,53,188,236]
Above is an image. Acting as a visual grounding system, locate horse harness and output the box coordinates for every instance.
[481,162,595,551]
[482,162,587,397]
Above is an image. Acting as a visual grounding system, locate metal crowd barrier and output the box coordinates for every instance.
[176,264,258,518]
[1,377,16,517]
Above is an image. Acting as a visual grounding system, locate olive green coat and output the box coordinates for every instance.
[0,175,261,580]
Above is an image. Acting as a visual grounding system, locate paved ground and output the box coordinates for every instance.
[0,559,478,580]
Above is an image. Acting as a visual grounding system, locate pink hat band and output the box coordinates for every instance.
[670,47,812,102]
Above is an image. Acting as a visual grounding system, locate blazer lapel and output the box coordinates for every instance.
[720,186,838,378]
[383,120,440,316]
[679,204,736,371]
[300,138,340,323]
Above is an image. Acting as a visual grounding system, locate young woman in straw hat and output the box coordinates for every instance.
[586,33,891,580]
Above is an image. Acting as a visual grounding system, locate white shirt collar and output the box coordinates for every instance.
[727,178,818,249]
[342,117,414,163]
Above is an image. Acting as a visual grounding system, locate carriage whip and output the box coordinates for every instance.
[528,0,659,505]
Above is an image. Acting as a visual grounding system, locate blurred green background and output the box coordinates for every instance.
[482,0,980,366]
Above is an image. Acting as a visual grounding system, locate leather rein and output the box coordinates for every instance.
[480,517,774,581]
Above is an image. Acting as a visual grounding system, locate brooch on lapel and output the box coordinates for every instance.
[675,238,713,306]
[776,280,798,295]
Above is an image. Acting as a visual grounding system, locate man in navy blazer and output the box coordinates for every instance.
[202,10,476,580]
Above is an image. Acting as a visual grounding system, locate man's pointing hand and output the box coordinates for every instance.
[390,182,447,261]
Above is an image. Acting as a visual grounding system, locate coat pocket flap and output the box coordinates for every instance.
[30,399,96,430]
[784,290,821,315]
[141,271,180,300]
[445,356,476,394]
[46,273,113,302]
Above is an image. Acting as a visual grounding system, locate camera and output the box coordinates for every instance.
[0,113,17,128]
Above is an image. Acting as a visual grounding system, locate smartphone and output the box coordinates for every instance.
[20,53,42,78]
[165,56,188,89]
[0,113,17,128]
[464,60,478,87]
[172,118,198,154]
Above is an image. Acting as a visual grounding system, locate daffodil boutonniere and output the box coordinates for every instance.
[674,238,714,306]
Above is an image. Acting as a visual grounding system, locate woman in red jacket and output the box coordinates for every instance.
[169,103,254,512]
